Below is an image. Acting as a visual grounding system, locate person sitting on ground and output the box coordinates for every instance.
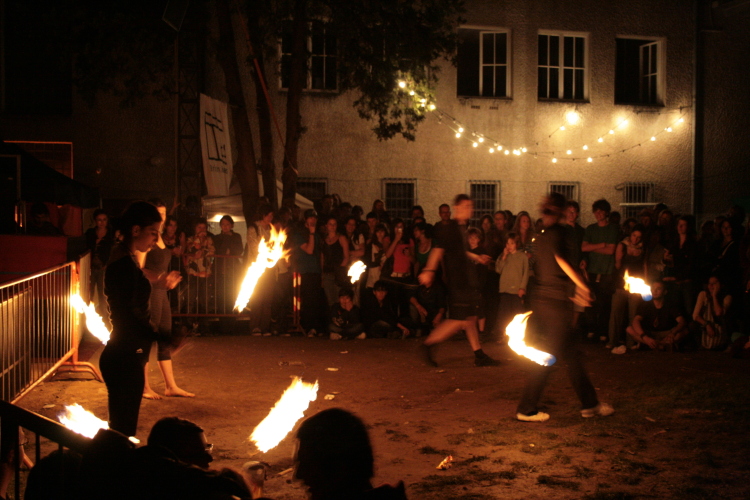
[295,408,408,500]
[329,287,365,340]
[408,279,447,338]
[626,280,688,350]
[362,281,410,339]
[690,274,732,350]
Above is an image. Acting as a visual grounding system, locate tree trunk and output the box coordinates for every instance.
[216,0,259,224]
[281,0,308,209]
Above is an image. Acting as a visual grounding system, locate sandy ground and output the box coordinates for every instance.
[15,332,750,500]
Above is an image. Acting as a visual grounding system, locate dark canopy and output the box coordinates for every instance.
[0,141,99,208]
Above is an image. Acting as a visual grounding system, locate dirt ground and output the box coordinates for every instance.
[15,331,750,500]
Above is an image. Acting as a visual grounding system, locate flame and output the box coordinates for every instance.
[347,261,367,284]
[505,312,557,367]
[623,270,653,301]
[249,377,319,453]
[58,403,109,439]
[71,293,111,344]
[235,227,288,311]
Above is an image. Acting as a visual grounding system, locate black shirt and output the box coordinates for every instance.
[104,252,155,352]
[531,223,573,301]
[434,220,479,291]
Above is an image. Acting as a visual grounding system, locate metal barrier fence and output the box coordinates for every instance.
[0,255,100,404]
[0,399,91,500]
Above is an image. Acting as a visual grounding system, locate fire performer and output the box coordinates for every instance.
[418,194,500,367]
[101,201,163,436]
[515,193,614,422]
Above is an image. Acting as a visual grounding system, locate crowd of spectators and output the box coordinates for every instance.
[80,193,750,358]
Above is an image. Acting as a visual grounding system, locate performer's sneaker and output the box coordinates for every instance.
[581,403,615,418]
[420,344,438,367]
[474,355,501,367]
[516,412,550,422]
[329,333,342,340]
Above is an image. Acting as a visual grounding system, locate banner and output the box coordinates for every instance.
[199,93,234,196]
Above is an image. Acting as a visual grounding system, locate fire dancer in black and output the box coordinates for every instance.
[418,194,499,367]
[516,193,614,422]
[101,201,163,437]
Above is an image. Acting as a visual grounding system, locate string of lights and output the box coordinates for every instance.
[396,78,690,165]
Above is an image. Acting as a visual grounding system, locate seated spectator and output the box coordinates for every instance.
[626,280,688,350]
[295,408,408,500]
[408,280,447,337]
[363,281,410,339]
[27,202,63,236]
[690,275,732,350]
[329,288,365,340]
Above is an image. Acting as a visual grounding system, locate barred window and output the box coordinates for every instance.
[548,182,579,202]
[469,181,500,226]
[618,182,656,219]
[382,179,416,221]
[297,178,328,203]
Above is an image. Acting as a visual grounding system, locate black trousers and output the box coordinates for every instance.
[589,274,616,337]
[299,272,326,332]
[517,296,599,416]
[99,344,147,437]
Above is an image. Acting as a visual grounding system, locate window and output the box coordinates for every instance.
[548,182,579,202]
[280,20,337,91]
[457,28,510,98]
[468,181,500,225]
[297,178,328,202]
[617,182,656,218]
[615,38,664,105]
[538,32,587,100]
[382,179,416,220]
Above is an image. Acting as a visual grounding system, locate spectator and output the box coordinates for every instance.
[247,206,275,334]
[183,218,215,317]
[608,224,646,349]
[321,216,350,307]
[663,215,698,317]
[495,231,530,340]
[408,279,447,337]
[710,218,741,295]
[564,201,586,331]
[437,203,451,226]
[27,202,63,236]
[364,223,389,289]
[467,227,490,334]
[691,275,732,350]
[626,280,688,350]
[294,408,408,500]
[363,281,409,339]
[512,210,536,258]
[294,209,327,337]
[329,288,364,340]
[214,214,244,315]
[412,222,433,276]
[382,218,416,318]
[85,209,115,325]
[582,199,619,342]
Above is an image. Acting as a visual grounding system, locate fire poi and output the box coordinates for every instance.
[250,377,319,453]
[58,403,109,439]
[235,227,288,311]
[505,312,557,367]
[623,270,653,301]
[347,261,367,284]
[71,293,111,344]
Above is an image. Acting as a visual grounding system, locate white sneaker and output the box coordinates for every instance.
[516,412,550,422]
[306,329,317,338]
[329,333,342,340]
[581,402,615,418]
[612,345,627,355]
[355,332,366,340]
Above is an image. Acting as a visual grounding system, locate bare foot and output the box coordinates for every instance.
[165,387,195,398]
[143,390,162,400]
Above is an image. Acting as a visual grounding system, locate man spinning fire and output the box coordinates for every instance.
[515,192,614,422]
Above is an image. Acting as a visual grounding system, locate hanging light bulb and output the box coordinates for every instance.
[489,148,495,153]
[587,157,593,163]
[598,137,604,143]
[458,126,464,133]
[608,129,615,135]
[478,137,485,143]
[428,104,436,111]
[497,145,503,151]
[678,117,685,123]
[560,125,566,131]
[522,147,527,153]
[398,81,407,88]
[583,145,589,150]
[650,136,656,141]
[666,127,673,132]
[472,142,478,148]
[618,119,629,128]
[566,149,572,155]
[455,132,461,138]
[551,157,558,163]
[566,111,580,125]
[504,150,510,155]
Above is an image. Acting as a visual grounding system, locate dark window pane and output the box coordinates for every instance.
[641,46,649,75]
[650,44,657,73]
[575,69,584,99]
[550,68,559,98]
[311,56,324,89]
[457,29,481,96]
[482,33,494,64]
[563,36,574,67]
[538,68,548,98]
[563,68,573,99]
[325,56,337,90]
[482,67,494,96]
[650,75,657,103]
[281,21,293,53]
[538,35,548,65]
[326,32,337,53]
[550,36,559,66]
[575,37,585,68]
[496,33,507,64]
[495,66,507,97]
